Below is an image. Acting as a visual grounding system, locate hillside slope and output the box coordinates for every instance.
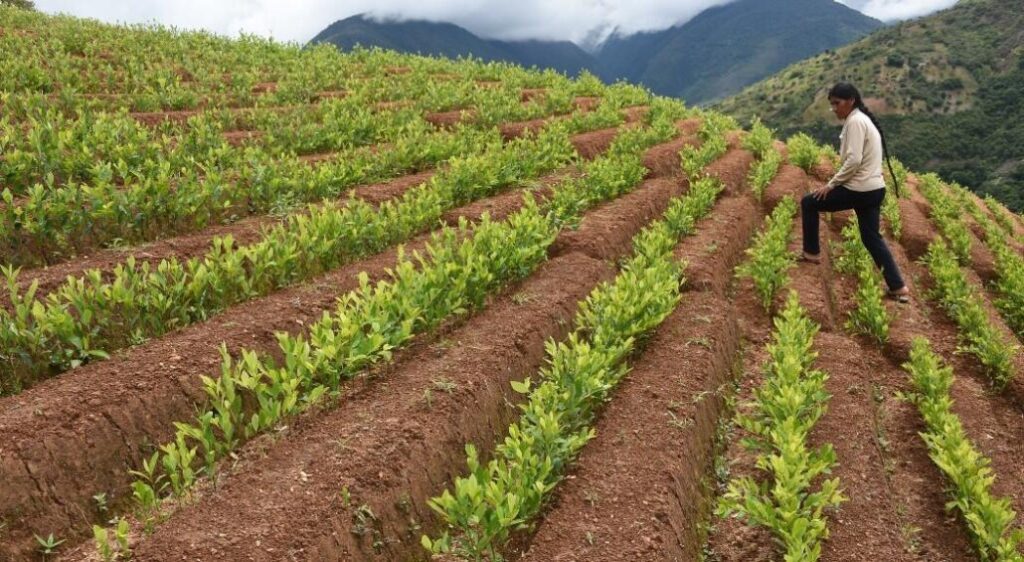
[309,15,599,76]
[309,2,881,104]
[718,0,1024,208]
[598,0,882,103]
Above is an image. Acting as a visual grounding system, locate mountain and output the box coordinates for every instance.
[308,15,599,77]
[716,0,1024,209]
[310,2,882,105]
[598,0,883,104]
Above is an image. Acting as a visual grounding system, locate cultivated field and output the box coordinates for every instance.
[1,7,1023,561]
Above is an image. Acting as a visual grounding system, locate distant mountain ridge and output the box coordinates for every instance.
[308,16,598,77]
[308,0,883,104]
[716,0,1024,209]
[598,0,882,103]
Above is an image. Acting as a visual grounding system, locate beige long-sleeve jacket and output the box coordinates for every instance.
[826,108,885,192]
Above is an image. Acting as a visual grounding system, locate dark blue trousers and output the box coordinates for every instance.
[801,186,906,291]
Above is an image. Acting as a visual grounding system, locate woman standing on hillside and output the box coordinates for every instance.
[800,82,911,303]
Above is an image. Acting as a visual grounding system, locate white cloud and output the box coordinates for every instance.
[35,0,958,45]
[837,0,958,21]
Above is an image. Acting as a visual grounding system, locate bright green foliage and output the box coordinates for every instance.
[134,201,558,514]
[948,185,1024,341]
[881,187,903,239]
[833,221,891,343]
[128,107,690,514]
[918,173,972,264]
[786,133,826,173]
[742,117,776,159]
[883,157,908,192]
[0,123,576,394]
[903,338,1024,561]
[983,195,1019,237]
[680,111,733,182]
[93,518,130,561]
[743,117,783,200]
[991,239,1024,340]
[424,175,726,561]
[0,8,654,268]
[548,104,689,227]
[717,293,844,561]
[922,240,1018,388]
[749,148,783,200]
[737,196,798,311]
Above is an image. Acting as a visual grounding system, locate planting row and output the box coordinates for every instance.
[427,174,725,558]
[71,105,700,556]
[0,100,685,395]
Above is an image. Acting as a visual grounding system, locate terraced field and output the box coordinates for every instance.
[2,6,1023,562]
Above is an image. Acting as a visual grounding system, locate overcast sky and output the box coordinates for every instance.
[34,0,961,45]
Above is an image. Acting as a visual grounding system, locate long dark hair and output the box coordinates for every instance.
[828,82,900,194]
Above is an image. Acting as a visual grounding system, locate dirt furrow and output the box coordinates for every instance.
[875,215,1024,524]
[517,190,760,561]
[896,182,1024,405]
[0,166,585,558]
[125,252,614,562]
[0,122,682,557]
[123,165,699,561]
[705,173,976,561]
[6,119,629,306]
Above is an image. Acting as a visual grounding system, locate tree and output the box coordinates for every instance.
[0,0,36,9]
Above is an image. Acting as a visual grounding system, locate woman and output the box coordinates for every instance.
[801,82,911,302]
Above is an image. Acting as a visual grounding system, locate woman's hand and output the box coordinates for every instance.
[811,185,834,200]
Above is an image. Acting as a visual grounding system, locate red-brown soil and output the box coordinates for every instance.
[120,141,729,561]
[517,186,761,561]
[705,170,983,561]
[896,181,1024,404]
[0,166,600,557]
[641,118,702,178]
[550,177,684,261]
[705,148,755,197]
[761,163,810,211]
[424,108,476,128]
[8,119,616,304]
[129,108,203,126]
[311,90,349,102]
[677,195,762,294]
[222,128,263,146]
[0,124,687,557]
[127,252,616,561]
[831,219,1024,534]
[520,88,547,102]
[522,290,740,562]
[499,104,648,141]
[2,170,436,305]
[251,81,277,94]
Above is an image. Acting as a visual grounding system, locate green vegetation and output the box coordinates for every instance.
[128,104,692,523]
[903,338,1024,561]
[0,118,580,394]
[833,220,891,343]
[680,112,735,182]
[717,0,1024,211]
[744,118,783,199]
[785,133,836,174]
[717,293,844,560]
[0,0,33,9]
[945,183,1024,341]
[918,173,974,264]
[737,196,798,311]
[424,173,726,559]
[922,239,1018,388]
